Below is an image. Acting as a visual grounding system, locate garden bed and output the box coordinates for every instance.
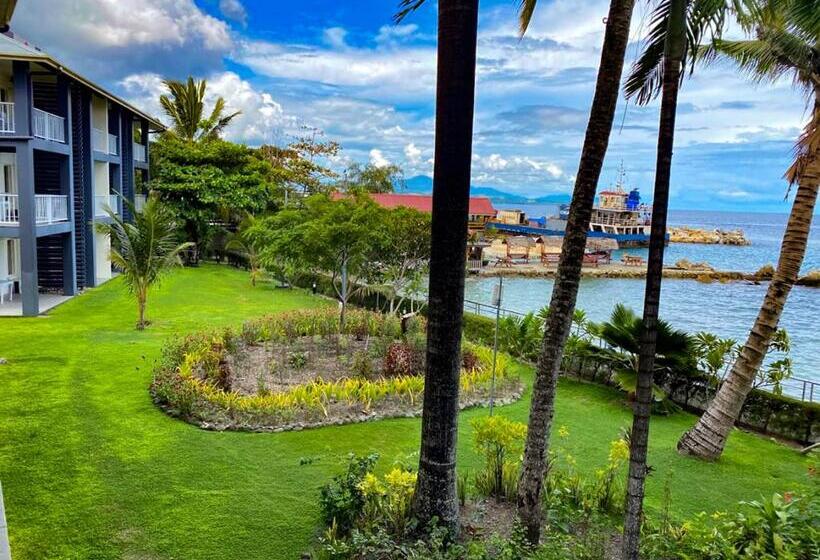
[151,308,523,432]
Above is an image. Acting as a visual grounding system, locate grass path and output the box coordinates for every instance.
[0,265,812,559]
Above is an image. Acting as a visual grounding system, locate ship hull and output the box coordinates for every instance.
[486,222,667,248]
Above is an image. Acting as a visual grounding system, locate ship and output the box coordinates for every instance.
[487,167,664,248]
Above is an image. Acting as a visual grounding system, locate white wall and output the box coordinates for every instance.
[93,161,109,197]
[94,231,111,282]
[91,95,107,131]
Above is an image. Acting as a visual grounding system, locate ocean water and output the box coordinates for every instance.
[464,207,819,393]
[512,205,820,274]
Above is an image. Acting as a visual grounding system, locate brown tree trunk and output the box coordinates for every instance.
[678,93,819,461]
[411,0,479,536]
[622,1,685,558]
[137,292,147,330]
[516,0,637,544]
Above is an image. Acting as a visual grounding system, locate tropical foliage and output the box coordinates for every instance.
[159,77,241,142]
[95,197,192,329]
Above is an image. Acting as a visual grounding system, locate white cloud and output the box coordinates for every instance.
[404,143,422,164]
[219,0,248,28]
[323,27,349,49]
[375,24,419,44]
[119,71,293,145]
[369,149,391,168]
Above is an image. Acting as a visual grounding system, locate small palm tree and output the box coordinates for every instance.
[226,214,264,286]
[585,304,693,402]
[678,0,819,461]
[159,77,241,142]
[96,198,193,330]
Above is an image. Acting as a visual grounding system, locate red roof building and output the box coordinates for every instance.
[333,192,497,219]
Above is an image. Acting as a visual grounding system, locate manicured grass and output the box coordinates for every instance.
[0,265,813,559]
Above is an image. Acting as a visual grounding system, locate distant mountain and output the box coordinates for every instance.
[404,175,570,205]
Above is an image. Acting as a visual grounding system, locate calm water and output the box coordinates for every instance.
[464,207,819,391]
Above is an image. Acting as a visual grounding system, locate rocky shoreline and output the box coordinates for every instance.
[478,262,820,287]
[668,227,750,245]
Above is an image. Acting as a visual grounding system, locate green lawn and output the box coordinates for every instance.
[0,265,813,559]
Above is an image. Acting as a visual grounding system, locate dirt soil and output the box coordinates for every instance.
[225,336,383,394]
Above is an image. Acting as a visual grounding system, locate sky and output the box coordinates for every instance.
[9,0,813,212]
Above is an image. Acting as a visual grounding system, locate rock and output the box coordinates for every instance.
[669,227,750,245]
[0,358,7,365]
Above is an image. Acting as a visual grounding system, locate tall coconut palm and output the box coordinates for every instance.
[678,0,819,461]
[396,0,480,534]
[159,77,241,142]
[620,0,738,556]
[96,197,193,329]
[516,0,640,544]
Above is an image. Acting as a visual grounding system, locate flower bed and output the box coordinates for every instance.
[151,308,523,431]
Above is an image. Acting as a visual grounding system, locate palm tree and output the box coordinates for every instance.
[159,77,241,142]
[225,214,264,286]
[396,0,480,535]
[620,1,727,556]
[516,0,640,544]
[584,304,693,402]
[678,0,819,461]
[96,198,193,329]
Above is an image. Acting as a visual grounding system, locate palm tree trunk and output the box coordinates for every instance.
[516,0,637,544]
[622,1,685,558]
[411,0,479,536]
[137,291,147,330]
[678,94,819,461]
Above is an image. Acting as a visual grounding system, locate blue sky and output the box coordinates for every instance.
[11,0,812,212]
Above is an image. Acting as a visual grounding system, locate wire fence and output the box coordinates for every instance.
[463,298,817,404]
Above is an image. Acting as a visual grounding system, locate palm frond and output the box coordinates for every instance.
[394,0,427,23]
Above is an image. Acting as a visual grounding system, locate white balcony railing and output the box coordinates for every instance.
[0,193,19,223]
[0,194,69,225]
[134,193,147,212]
[33,108,66,143]
[133,142,147,162]
[35,194,68,224]
[108,133,118,155]
[95,194,119,217]
[93,128,119,155]
[0,102,15,133]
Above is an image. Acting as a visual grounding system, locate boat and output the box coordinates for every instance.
[487,167,665,248]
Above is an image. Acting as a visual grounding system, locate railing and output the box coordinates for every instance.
[0,194,18,223]
[463,297,818,403]
[0,102,14,133]
[108,133,119,155]
[133,142,146,162]
[92,128,106,152]
[32,108,66,142]
[134,193,147,212]
[0,194,69,224]
[35,194,68,224]
[95,194,119,217]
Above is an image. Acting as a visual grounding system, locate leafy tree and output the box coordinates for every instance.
[257,136,340,203]
[95,198,192,330]
[252,194,386,329]
[339,162,406,193]
[396,0,480,534]
[375,207,431,313]
[149,135,278,249]
[679,0,819,461]
[159,77,240,142]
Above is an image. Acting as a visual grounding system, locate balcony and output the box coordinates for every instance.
[33,108,66,143]
[94,194,119,217]
[133,142,147,162]
[134,193,147,212]
[0,102,15,133]
[93,128,119,155]
[0,193,69,225]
